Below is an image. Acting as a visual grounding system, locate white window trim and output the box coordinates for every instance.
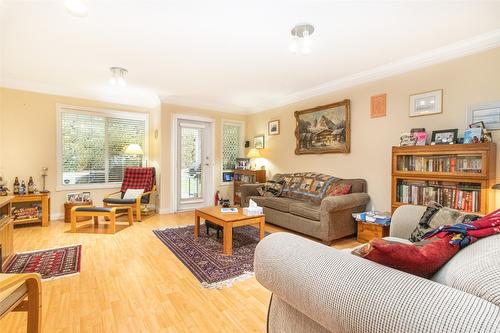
[220,119,245,187]
[55,104,149,191]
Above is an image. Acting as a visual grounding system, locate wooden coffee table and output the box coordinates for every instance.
[194,206,265,255]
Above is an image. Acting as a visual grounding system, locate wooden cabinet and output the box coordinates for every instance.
[392,143,496,214]
[0,196,14,268]
[357,221,390,243]
[233,170,266,205]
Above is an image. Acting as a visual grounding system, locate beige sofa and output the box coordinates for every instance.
[255,205,500,333]
[240,175,369,244]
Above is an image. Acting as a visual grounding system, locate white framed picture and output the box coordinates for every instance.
[467,101,500,131]
[409,89,443,117]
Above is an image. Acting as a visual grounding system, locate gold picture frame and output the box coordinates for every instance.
[294,99,351,154]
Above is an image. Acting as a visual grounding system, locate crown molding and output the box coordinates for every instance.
[2,29,500,115]
[0,77,161,109]
[247,28,500,113]
[160,95,249,114]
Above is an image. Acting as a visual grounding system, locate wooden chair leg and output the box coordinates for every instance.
[26,278,41,333]
[93,216,99,226]
[127,207,133,226]
[109,210,116,234]
[136,201,142,222]
[70,209,77,233]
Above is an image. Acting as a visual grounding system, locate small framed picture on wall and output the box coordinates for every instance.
[268,120,280,135]
[254,135,265,149]
[409,89,443,117]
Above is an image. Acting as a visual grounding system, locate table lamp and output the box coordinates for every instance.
[124,144,144,166]
[247,148,262,170]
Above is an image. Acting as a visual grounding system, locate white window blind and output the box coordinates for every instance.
[222,121,244,172]
[60,108,147,187]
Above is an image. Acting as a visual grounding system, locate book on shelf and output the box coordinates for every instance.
[397,155,482,173]
[396,180,480,212]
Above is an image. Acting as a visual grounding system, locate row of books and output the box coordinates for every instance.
[397,181,481,212]
[397,155,482,173]
[234,175,256,183]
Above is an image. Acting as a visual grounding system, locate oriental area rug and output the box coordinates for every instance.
[153,225,268,288]
[3,245,82,280]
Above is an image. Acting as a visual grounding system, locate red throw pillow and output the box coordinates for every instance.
[352,236,459,278]
[328,183,351,196]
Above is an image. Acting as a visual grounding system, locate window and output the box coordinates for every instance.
[57,106,148,189]
[221,120,244,180]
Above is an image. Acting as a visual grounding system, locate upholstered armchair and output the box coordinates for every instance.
[0,273,42,333]
[103,167,157,222]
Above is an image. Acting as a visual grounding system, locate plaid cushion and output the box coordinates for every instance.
[120,167,156,193]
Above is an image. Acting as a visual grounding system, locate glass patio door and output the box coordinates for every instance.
[177,120,212,211]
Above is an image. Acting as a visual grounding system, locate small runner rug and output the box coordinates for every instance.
[3,245,82,280]
[153,225,268,288]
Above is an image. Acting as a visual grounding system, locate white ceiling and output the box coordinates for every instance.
[1,0,500,112]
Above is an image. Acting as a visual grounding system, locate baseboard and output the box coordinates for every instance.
[158,208,174,214]
[50,213,64,221]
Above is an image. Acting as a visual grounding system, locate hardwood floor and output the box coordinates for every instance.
[0,212,359,333]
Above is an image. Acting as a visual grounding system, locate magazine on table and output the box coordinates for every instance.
[220,207,238,213]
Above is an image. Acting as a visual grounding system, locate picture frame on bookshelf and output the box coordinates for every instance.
[235,158,250,170]
[464,128,483,144]
[399,133,416,146]
[431,129,457,145]
[411,128,427,146]
[409,89,443,117]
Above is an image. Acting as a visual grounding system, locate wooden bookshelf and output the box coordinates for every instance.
[233,169,266,205]
[391,143,496,214]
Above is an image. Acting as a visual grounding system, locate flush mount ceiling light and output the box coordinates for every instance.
[289,23,315,55]
[64,0,88,17]
[109,67,128,87]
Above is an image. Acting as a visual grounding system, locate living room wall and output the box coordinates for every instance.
[159,103,246,212]
[0,87,161,218]
[246,47,500,212]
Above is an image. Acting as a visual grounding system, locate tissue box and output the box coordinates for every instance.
[243,206,263,216]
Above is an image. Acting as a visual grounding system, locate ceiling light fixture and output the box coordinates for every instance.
[289,23,315,55]
[64,0,88,17]
[109,67,128,87]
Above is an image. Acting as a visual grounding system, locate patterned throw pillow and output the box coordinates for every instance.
[408,202,481,242]
[256,180,285,197]
[327,183,351,196]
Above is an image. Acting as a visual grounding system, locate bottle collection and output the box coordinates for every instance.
[13,176,38,195]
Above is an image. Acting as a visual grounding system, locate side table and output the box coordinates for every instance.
[64,201,93,223]
[357,221,390,243]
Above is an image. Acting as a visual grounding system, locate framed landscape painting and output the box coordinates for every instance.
[294,99,351,154]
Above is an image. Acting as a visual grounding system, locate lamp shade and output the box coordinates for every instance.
[247,148,261,159]
[492,183,500,190]
[124,144,144,155]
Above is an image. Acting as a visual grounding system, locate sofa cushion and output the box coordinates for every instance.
[289,202,321,221]
[261,197,301,213]
[432,233,500,306]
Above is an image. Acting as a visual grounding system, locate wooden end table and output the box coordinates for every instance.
[357,221,390,243]
[64,201,93,223]
[194,206,265,255]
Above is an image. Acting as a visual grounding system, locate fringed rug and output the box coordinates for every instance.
[3,245,82,280]
[153,225,268,288]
